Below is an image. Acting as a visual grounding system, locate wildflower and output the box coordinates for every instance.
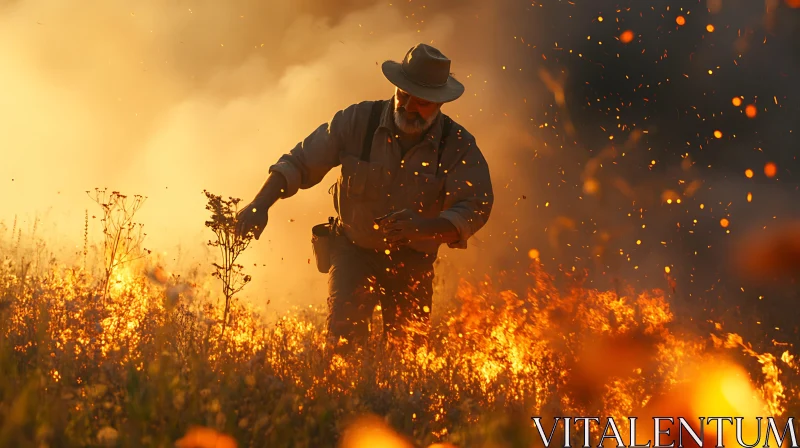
[89,384,108,398]
[215,412,226,427]
[173,390,186,410]
[97,426,119,447]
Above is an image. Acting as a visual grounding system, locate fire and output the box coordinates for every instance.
[676,15,686,26]
[2,229,796,446]
[745,104,758,118]
[732,97,743,107]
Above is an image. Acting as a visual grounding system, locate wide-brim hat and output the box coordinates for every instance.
[382,43,465,103]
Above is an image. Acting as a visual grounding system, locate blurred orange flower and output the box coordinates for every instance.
[338,414,458,448]
[635,358,765,448]
[175,427,237,448]
[339,415,414,448]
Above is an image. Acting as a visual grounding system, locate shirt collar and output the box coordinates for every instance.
[379,96,445,151]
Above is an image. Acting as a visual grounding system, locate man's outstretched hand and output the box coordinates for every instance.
[236,204,268,240]
[235,172,288,241]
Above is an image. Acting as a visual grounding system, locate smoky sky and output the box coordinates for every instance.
[2,0,799,344]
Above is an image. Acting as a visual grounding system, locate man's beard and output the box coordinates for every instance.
[393,107,439,135]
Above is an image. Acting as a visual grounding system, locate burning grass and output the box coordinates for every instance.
[2,222,800,448]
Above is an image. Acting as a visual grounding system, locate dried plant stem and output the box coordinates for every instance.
[203,190,254,345]
[87,188,150,301]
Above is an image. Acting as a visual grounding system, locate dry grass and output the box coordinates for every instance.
[1,198,799,447]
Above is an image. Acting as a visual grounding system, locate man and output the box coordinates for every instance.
[236,43,493,351]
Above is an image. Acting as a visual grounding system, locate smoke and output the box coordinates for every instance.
[0,0,536,314]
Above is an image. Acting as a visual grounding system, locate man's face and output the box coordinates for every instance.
[393,88,442,135]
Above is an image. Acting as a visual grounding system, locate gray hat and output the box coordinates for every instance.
[382,43,465,103]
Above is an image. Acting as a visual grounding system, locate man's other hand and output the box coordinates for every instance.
[236,204,269,240]
[375,209,427,245]
[376,209,462,248]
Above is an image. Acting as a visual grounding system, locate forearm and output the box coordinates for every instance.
[251,172,288,211]
[438,201,492,249]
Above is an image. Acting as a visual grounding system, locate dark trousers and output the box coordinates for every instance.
[326,233,435,351]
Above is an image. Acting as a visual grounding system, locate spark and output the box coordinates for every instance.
[764,162,777,178]
[620,30,635,44]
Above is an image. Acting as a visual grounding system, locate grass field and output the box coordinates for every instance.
[1,199,798,448]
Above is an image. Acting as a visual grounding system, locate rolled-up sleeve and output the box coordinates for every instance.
[439,140,494,249]
[268,105,357,198]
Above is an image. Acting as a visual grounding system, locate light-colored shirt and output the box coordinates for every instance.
[269,98,493,255]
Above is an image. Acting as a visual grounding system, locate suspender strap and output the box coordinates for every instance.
[361,100,385,162]
[437,115,453,175]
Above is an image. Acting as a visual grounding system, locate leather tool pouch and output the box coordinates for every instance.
[311,217,336,274]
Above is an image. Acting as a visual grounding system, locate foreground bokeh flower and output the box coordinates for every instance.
[734,221,800,280]
[339,415,414,448]
[175,427,238,448]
